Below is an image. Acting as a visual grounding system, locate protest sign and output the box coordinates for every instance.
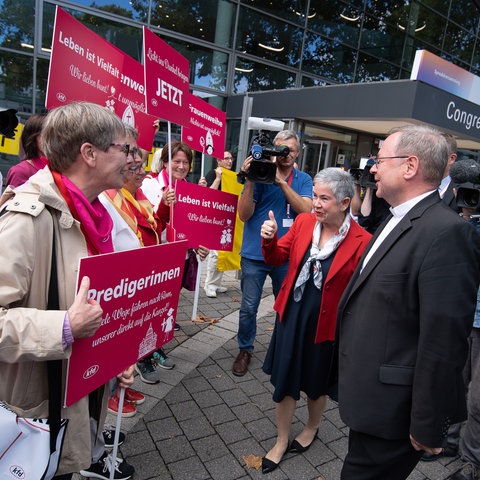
[169,181,237,251]
[46,7,156,150]
[182,93,226,161]
[65,241,187,406]
[143,26,189,127]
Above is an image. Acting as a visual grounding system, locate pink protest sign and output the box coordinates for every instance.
[65,241,188,407]
[46,7,157,151]
[170,181,237,251]
[143,26,189,126]
[182,93,226,161]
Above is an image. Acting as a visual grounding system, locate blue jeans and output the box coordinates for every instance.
[238,257,288,352]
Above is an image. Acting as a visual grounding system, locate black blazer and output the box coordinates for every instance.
[336,192,480,446]
[442,180,459,212]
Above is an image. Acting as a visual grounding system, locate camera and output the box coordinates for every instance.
[248,131,290,184]
[350,157,376,190]
[241,117,288,185]
[0,109,19,139]
[450,159,480,209]
[456,182,480,209]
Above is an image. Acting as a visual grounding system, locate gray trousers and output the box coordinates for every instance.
[459,328,480,466]
[447,328,480,466]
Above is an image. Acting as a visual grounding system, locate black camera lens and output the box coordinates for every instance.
[457,187,480,209]
[247,160,277,184]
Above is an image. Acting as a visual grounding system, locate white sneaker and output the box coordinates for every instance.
[216,286,227,293]
[204,285,217,297]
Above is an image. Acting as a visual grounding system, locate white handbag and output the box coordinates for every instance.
[0,399,68,480]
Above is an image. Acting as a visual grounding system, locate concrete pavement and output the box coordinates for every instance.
[76,270,464,480]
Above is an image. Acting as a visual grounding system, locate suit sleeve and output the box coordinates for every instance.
[410,220,480,446]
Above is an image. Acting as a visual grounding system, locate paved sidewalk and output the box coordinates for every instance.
[76,270,464,480]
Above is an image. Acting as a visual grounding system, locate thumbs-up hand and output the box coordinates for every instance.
[260,210,278,241]
[68,276,103,338]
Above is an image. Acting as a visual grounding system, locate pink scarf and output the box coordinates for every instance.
[54,172,114,255]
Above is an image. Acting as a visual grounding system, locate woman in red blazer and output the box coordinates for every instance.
[260,167,371,474]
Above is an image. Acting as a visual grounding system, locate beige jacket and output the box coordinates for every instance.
[0,167,107,474]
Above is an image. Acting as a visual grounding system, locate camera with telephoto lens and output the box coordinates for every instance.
[246,130,290,184]
[349,157,376,190]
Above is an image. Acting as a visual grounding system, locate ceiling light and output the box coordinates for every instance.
[235,66,254,73]
[258,42,284,52]
[340,13,360,22]
[398,22,427,32]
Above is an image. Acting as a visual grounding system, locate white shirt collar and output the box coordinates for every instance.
[389,190,436,219]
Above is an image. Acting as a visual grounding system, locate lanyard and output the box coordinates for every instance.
[285,171,293,218]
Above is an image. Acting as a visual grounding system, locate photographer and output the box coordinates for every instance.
[351,157,390,234]
[232,130,313,377]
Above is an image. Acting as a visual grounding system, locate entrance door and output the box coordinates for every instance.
[301,140,331,178]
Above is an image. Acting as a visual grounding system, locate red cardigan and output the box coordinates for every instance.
[262,212,371,343]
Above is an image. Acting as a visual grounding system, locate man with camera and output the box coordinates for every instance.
[351,157,390,234]
[232,130,313,376]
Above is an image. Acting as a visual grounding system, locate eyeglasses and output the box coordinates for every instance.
[128,147,142,160]
[109,143,130,158]
[224,156,233,161]
[371,155,409,166]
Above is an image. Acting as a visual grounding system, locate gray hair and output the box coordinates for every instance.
[43,102,126,172]
[273,129,299,151]
[124,123,138,140]
[388,124,448,187]
[313,167,354,203]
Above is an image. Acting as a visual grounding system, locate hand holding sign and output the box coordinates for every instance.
[116,365,135,389]
[68,276,103,338]
[261,210,278,241]
[162,186,176,207]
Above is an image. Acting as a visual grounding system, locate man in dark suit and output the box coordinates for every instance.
[439,132,459,212]
[336,124,480,480]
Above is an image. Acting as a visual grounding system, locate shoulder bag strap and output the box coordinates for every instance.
[46,220,63,454]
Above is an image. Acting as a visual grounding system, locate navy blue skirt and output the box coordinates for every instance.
[263,250,335,403]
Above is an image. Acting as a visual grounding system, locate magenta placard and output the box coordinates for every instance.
[182,93,226,161]
[65,241,188,407]
[46,7,157,151]
[143,26,190,126]
[171,181,237,251]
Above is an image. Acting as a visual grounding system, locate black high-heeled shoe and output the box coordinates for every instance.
[261,443,290,474]
[261,457,279,474]
[289,428,319,454]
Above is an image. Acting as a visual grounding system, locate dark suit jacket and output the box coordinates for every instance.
[262,213,371,343]
[337,192,480,446]
[442,180,459,212]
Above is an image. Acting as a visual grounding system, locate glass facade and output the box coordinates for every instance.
[0,0,479,177]
[1,0,479,115]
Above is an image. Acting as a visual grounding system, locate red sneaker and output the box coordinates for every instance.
[107,394,137,417]
[125,387,145,405]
